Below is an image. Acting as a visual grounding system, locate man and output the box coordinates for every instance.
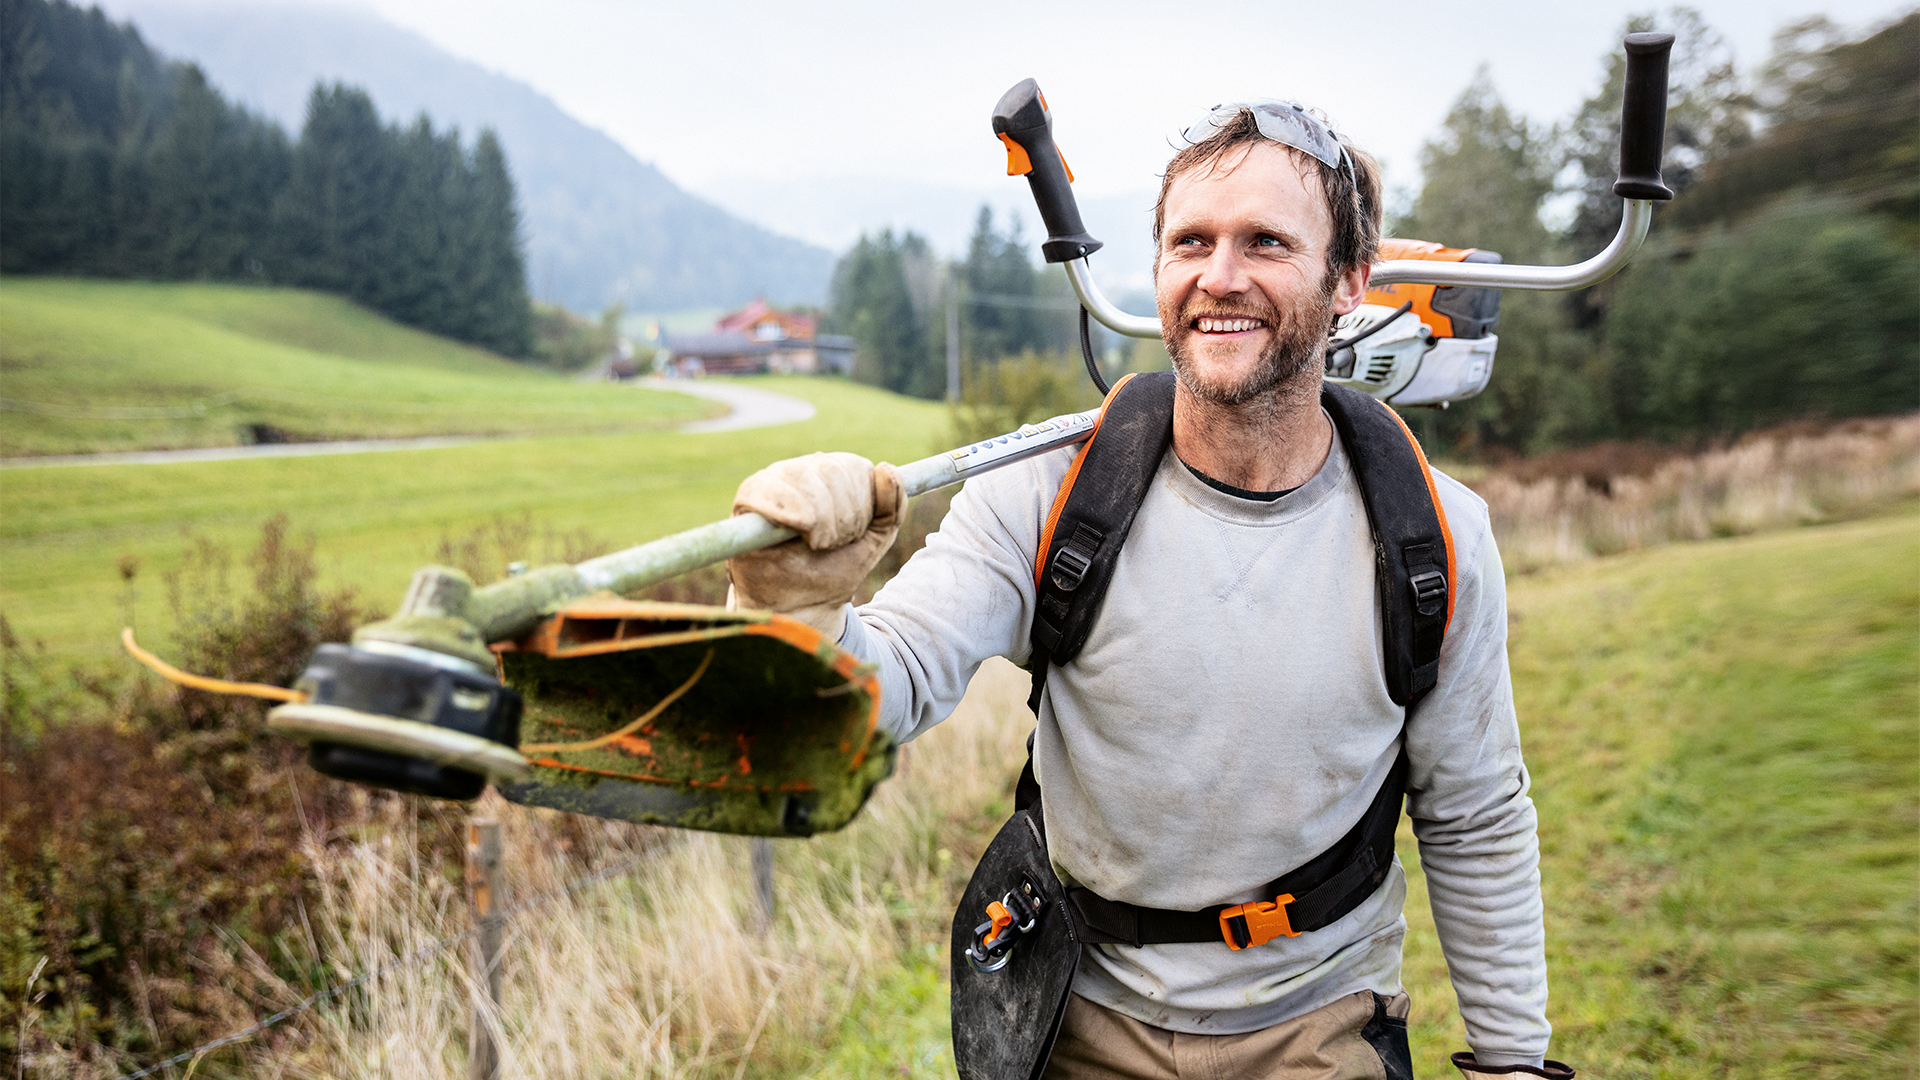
[728,104,1563,1079]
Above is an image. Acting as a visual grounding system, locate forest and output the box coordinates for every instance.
[829,10,1920,455]
[0,0,534,357]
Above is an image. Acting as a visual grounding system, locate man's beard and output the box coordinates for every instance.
[1162,283,1335,407]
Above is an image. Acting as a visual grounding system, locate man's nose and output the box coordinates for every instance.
[1196,243,1251,297]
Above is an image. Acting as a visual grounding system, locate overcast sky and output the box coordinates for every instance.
[172,0,1906,201]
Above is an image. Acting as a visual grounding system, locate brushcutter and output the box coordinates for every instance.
[129,34,1675,840]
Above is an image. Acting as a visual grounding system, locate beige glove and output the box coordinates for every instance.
[726,452,905,639]
[1451,1054,1574,1080]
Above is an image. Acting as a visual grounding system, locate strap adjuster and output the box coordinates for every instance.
[1049,522,1104,592]
[1408,568,1446,616]
[1218,893,1297,950]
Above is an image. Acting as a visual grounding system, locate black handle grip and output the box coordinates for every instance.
[992,79,1103,263]
[1614,32,1676,200]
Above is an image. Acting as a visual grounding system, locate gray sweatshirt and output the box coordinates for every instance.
[838,430,1550,1066]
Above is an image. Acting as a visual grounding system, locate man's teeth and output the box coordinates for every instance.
[1196,317,1261,333]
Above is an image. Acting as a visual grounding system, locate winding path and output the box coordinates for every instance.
[0,380,816,469]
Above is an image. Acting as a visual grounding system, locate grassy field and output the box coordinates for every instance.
[0,278,718,456]
[211,507,1911,1080]
[0,373,951,665]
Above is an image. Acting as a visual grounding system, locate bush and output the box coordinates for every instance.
[947,349,1102,446]
[0,517,380,1068]
[1604,202,1920,441]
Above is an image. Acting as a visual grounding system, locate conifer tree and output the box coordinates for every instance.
[273,84,398,303]
[459,129,533,357]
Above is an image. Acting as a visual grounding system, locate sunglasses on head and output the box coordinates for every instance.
[1178,100,1353,177]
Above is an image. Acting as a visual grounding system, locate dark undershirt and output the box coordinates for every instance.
[1180,457,1300,502]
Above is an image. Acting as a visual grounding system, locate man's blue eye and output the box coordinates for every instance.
[1255,236,1281,247]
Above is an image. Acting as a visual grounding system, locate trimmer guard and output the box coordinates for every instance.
[950,808,1082,1080]
[492,598,893,837]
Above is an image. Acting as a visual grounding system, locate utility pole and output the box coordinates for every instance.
[946,276,961,403]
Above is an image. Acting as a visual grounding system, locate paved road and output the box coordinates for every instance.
[638,377,816,433]
[0,380,815,469]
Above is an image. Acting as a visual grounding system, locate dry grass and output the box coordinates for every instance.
[1471,414,1920,572]
[289,659,1031,1079]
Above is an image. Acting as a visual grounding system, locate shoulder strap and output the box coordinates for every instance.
[1025,370,1176,715]
[1319,382,1456,706]
[1017,378,1456,807]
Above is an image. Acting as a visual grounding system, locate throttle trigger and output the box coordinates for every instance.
[999,133,1033,176]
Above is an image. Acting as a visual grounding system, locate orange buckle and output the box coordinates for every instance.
[1219,894,1297,950]
[982,900,1014,947]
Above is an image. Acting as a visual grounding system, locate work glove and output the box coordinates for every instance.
[1451,1053,1575,1079]
[726,452,905,640]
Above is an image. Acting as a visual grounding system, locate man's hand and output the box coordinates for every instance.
[726,452,905,639]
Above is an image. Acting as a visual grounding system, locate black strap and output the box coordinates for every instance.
[1054,750,1408,946]
[1320,382,1450,706]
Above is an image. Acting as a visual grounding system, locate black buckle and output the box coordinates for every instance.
[1048,523,1103,592]
[1409,569,1446,616]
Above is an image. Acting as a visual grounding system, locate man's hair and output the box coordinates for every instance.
[1151,108,1383,288]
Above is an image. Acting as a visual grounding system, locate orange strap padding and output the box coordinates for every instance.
[519,648,713,755]
[121,627,308,702]
[1035,372,1138,588]
[1376,404,1457,632]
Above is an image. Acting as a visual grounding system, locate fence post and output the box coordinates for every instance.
[466,819,505,1080]
[750,836,776,936]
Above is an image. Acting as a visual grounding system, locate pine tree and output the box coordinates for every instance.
[459,129,533,357]
[962,206,1044,361]
[134,64,289,279]
[272,84,397,303]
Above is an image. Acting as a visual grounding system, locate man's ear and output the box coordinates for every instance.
[1330,262,1371,316]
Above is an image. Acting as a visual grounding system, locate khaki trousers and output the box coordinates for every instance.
[1042,989,1413,1080]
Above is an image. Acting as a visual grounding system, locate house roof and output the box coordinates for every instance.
[715,298,816,338]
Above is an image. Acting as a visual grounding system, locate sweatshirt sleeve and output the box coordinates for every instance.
[1404,477,1551,1067]
[835,454,1055,744]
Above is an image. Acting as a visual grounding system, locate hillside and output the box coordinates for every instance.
[0,278,716,456]
[102,0,836,312]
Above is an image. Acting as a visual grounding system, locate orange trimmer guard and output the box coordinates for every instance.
[492,597,892,837]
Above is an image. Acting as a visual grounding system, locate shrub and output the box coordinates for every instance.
[0,517,380,1069]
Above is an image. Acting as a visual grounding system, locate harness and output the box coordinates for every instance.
[948,369,1457,1080]
[1021,369,1456,949]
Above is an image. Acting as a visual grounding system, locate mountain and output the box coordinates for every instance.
[102,0,834,313]
[702,176,1161,296]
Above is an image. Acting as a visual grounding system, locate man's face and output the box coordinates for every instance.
[1154,142,1368,406]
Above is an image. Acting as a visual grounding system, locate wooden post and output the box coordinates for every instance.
[466,819,504,1080]
[750,837,776,936]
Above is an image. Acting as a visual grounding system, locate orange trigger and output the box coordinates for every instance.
[999,133,1033,176]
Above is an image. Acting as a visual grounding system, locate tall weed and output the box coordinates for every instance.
[1472,414,1920,572]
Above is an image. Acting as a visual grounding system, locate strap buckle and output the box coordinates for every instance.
[1408,568,1446,616]
[1218,893,1298,950]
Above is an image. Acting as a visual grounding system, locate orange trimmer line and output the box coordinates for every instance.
[120,627,308,703]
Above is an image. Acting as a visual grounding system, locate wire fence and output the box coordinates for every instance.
[107,841,675,1080]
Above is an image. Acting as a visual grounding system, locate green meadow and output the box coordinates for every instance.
[1399,512,1916,1077]
[0,376,948,665]
[0,278,718,456]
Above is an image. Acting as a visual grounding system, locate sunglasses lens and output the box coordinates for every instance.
[1178,102,1350,173]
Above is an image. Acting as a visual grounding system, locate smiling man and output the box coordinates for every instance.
[726,105,1567,1080]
